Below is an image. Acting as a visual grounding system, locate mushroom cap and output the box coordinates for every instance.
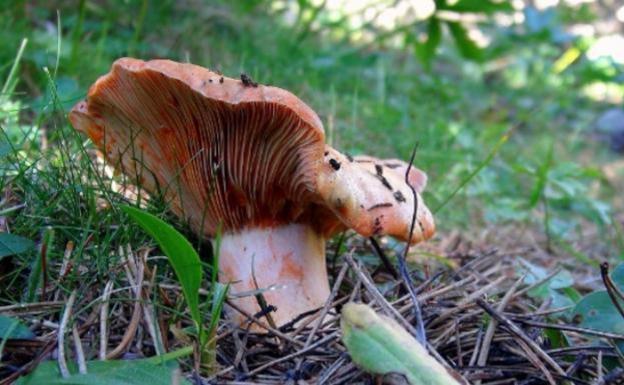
[70,58,325,235]
[316,147,435,244]
[70,58,434,243]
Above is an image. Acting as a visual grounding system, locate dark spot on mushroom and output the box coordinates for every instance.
[240,73,258,87]
[384,162,402,169]
[324,151,329,156]
[208,79,213,83]
[329,158,341,170]
[346,153,354,162]
[201,80,207,87]
[376,175,392,190]
[219,77,224,84]
[375,164,383,176]
[367,202,392,211]
[373,217,382,235]
[393,191,406,203]
[417,220,425,234]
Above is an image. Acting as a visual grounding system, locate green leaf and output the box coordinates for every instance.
[611,264,624,290]
[572,265,624,353]
[562,287,582,303]
[16,358,192,385]
[207,282,228,337]
[543,328,569,349]
[122,205,202,325]
[341,303,461,385]
[446,21,483,61]
[528,141,554,208]
[439,0,513,14]
[572,291,624,335]
[0,315,34,340]
[0,233,35,260]
[415,18,441,69]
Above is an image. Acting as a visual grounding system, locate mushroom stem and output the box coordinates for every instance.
[219,224,330,328]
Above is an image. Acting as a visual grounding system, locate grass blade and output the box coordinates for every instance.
[434,130,510,214]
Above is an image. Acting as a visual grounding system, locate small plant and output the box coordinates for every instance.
[122,205,227,374]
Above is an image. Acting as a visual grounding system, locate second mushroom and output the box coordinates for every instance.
[69,58,436,327]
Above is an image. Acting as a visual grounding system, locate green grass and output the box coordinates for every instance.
[0,1,622,372]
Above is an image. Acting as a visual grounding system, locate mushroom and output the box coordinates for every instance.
[69,58,435,327]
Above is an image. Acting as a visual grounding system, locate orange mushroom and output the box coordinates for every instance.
[69,58,435,327]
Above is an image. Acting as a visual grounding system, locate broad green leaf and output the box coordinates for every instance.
[446,21,483,61]
[572,265,624,353]
[0,233,35,260]
[16,358,192,385]
[415,18,441,69]
[0,315,34,339]
[572,291,624,335]
[341,303,461,385]
[122,205,202,325]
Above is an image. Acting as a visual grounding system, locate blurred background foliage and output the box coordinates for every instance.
[1,0,623,261]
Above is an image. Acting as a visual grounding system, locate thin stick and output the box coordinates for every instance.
[246,331,339,376]
[140,255,163,355]
[251,255,278,330]
[58,290,77,378]
[368,237,399,279]
[476,299,568,377]
[477,275,525,367]
[508,318,624,340]
[511,340,557,385]
[106,258,144,359]
[429,275,507,327]
[58,241,74,280]
[600,262,624,321]
[399,142,426,344]
[225,301,304,347]
[303,262,349,347]
[72,326,87,374]
[0,301,64,314]
[99,280,114,360]
[345,253,418,336]
[294,262,349,373]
